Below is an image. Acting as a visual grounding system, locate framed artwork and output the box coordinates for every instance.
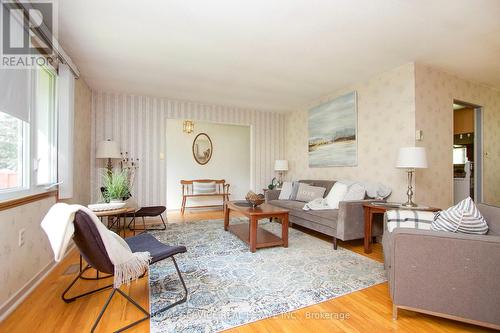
[308,91,357,167]
[192,133,213,165]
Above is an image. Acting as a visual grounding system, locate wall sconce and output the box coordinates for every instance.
[183,120,194,134]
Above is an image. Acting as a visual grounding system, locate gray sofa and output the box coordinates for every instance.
[265,180,382,249]
[382,203,500,329]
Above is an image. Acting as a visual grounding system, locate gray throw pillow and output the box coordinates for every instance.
[343,183,366,201]
[295,183,326,202]
[290,181,300,200]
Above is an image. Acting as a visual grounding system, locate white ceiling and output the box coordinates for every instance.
[57,0,500,112]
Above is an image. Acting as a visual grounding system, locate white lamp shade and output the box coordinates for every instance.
[396,147,428,169]
[96,140,121,159]
[274,160,289,171]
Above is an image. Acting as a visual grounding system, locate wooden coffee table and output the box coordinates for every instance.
[224,201,289,253]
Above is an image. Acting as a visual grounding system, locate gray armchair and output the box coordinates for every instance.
[382,203,500,330]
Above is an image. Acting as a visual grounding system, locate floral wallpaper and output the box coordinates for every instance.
[0,196,56,316]
[285,63,416,202]
[415,63,500,208]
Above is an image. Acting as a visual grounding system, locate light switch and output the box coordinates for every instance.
[415,130,423,141]
[159,153,165,160]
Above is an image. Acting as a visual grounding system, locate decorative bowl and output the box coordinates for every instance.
[88,202,126,212]
[245,191,265,208]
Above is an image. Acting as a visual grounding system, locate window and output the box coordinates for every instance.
[35,66,57,185]
[0,112,28,190]
[453,146,467,165]
[0,65,57,200]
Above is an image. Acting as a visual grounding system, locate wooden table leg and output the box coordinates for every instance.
[224,204,230,231]
[249,216,257,253]
[364,208,373,253]
[282,214,289,248]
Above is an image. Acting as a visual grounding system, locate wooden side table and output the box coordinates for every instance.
[94,207,137,238]
[363,203,440,254]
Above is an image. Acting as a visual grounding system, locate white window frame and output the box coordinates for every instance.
[0,64,58,201]
[33,64,58,187]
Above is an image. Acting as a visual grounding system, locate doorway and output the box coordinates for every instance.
[452,100,482,204]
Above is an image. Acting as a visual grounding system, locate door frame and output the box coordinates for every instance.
[453,99,483,203]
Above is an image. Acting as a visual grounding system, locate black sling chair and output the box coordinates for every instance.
[62,210,187,332]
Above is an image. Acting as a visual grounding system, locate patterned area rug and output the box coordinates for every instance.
[149,218,386,333]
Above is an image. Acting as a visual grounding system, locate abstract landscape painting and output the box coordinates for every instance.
[308,91,357,167]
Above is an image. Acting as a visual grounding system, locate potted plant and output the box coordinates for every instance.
[102,169,130,203]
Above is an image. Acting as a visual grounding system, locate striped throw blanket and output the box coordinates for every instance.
[386,209,437,233]
[431,197,488,234]
[193,181,217,194]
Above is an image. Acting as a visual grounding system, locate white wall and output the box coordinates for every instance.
[91,91,285,207]
[166,120,250,210]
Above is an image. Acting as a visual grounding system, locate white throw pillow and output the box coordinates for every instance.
[278,181,293,200]
[325,182,349,209]
[343,183,366,201]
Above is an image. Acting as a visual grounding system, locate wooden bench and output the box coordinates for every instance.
[181,179,230,214]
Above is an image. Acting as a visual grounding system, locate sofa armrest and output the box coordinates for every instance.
[336,199,383,241]
[265,189,281,202]
[389,228,500,325]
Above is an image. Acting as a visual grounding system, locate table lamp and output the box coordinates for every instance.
[274,160,289,188]
[96,140,121,176]
[396,147,428,207]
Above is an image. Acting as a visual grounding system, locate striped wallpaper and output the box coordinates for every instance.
[91,91,286,207]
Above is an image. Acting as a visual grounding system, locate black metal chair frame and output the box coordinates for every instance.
[63,212,187,332]
[127,209,167,231]
[62,257,188,316]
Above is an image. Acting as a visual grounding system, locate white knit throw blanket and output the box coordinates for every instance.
[41,203,151,288]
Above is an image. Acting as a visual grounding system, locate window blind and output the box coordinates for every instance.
[0,68,30,122]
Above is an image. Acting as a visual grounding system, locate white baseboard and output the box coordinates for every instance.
[0,244,75,322]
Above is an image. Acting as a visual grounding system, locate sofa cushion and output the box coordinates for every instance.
[343,183,366,201]
[291,208,339,228]
[268,200,338,228]
[268,200,304,211]
[325,182,348,209]
[290,181,301,200]
[299,180,336,198]
[432,197,488,235]
[278,182,293,200]
[295,183,326,202]
[193,181,216,194]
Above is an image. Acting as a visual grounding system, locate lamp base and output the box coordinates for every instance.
[403,169,417,208]
[106,158,113,177]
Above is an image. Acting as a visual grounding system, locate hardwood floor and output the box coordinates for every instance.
[0,210,493,333]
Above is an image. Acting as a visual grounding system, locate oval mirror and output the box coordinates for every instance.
[192,133,213,165]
